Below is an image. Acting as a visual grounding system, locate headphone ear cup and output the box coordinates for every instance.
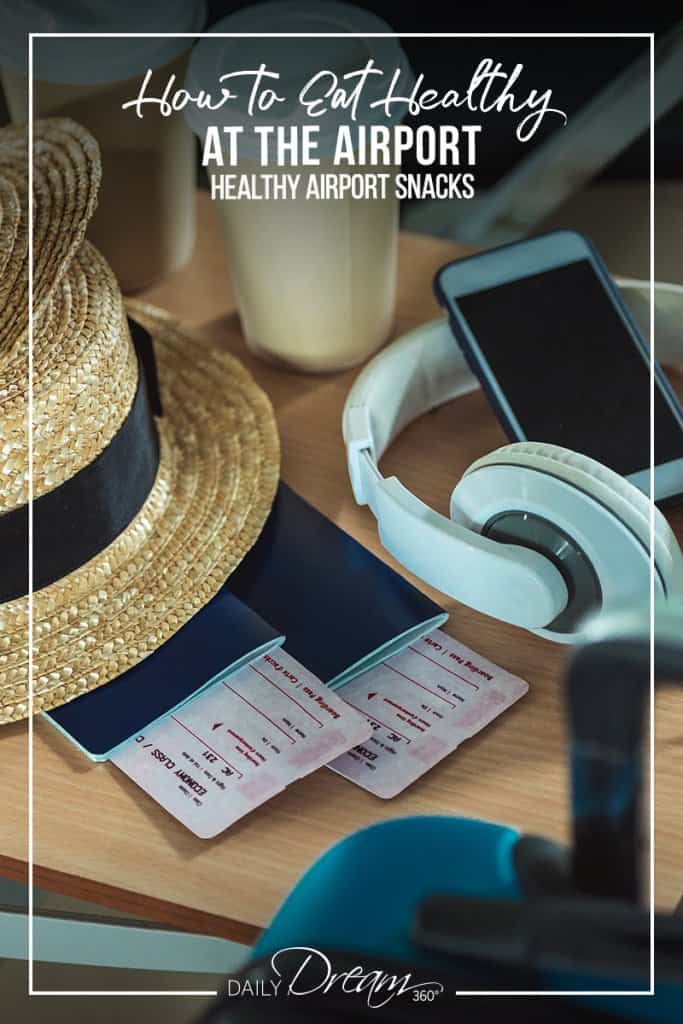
[464,441,682,570]
[451,443,683,640]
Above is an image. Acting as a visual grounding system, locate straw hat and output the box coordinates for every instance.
[0,119,280,724]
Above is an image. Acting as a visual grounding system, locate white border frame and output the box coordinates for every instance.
[26,29,656,1000]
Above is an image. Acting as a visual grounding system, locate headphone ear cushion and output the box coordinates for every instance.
[460,442,683,594]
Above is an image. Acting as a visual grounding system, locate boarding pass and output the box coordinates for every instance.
[111,649,372,838]
[112,631,528,833]
[328,629,529,798]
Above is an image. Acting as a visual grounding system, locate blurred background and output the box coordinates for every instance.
[197,1,677,182]
[195,2,683,281]
[5,4,680,282]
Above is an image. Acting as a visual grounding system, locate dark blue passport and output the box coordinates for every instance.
[44,590,284,761]
[228,484,447,690]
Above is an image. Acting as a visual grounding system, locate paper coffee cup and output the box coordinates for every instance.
[186,1,414,373]
[0,1,207,293]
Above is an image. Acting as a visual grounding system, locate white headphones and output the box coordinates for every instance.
[343,279,683,643]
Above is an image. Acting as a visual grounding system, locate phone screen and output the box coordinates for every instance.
[455,259,683,477]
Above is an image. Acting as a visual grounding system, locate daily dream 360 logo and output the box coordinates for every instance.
[228,947,444,1010]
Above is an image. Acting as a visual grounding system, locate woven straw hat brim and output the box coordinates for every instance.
[0,119,100,355]
[0,300,280,723]
[0,175,20,289]
[1,241,138,509]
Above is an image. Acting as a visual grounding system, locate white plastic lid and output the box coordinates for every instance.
[0,0,206,83]
[185,1,414,157]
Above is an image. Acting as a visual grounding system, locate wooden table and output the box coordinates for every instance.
[2,193,682,945]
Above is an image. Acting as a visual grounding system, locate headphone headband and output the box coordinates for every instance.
[344,318,473,503]
[343,318,570,629]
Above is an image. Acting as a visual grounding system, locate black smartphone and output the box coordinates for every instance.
[434,230,683,503]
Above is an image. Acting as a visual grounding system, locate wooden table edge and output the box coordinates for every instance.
[0,854,261,947]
